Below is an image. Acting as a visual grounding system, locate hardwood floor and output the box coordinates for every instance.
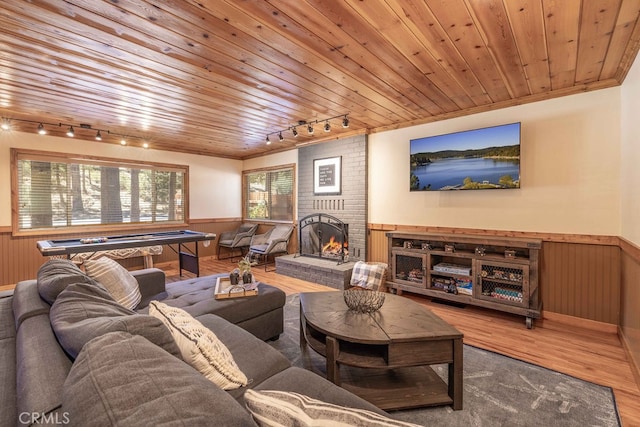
[164,257,640,426]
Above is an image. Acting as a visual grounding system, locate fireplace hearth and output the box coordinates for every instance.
[298,213,348,264]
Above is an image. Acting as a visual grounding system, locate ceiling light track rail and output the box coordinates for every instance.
[0,117,150,148]
[265,114,349,145]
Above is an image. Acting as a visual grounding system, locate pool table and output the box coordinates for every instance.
[37,230,216,276]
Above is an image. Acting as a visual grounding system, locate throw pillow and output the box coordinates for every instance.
[85,257,142,310]
[37,258,98,305]
[244,389,421,427]
[148,301,248,390]
[350,261,388,291]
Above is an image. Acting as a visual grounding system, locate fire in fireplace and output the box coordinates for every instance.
[298,213,348,264]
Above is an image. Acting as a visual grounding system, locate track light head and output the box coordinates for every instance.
[142,142,149,149]
[66,126,75,137]
[342,115,349,128]
[292,127,298,137]
[37,123,47,135]
[324,120,331,132]
[307,123,314,135]
[1,118,10,131]
[265,135,271,145]
[120,138,127,146]
[95,130,102,141]
[278,132,284,142]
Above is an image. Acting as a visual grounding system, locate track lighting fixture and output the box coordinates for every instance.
[0,117,150,149]
[263,113,349,144]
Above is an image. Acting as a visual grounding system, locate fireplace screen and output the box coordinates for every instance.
[298,213,348,264]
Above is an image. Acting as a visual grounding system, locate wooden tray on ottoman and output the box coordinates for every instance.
[214,277,258,299]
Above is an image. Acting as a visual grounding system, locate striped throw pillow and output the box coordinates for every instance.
[244,389,421,427]
[84,257,142,309]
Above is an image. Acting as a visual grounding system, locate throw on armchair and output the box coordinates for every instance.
[248,225,294,271]
[217,223,259,261]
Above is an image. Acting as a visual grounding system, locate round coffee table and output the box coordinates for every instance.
[299,291,463,411]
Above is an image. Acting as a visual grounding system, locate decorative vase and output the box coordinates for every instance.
[230,270,240,286]
[242,272,253,284]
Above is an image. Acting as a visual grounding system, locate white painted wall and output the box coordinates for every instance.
[368,88,622,235]
[0,132,243,226]
[621,54,640,246]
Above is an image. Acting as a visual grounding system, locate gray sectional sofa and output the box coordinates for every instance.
[0,259,392,426]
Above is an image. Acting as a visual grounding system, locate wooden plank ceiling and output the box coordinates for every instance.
[1,0,639,159]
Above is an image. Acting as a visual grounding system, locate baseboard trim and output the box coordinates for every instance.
[542,311,618,334]
[619,326,640,392]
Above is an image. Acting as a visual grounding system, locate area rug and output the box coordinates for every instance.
[267,294,621,427]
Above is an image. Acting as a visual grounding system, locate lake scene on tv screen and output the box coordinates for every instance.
[410,122,520,191]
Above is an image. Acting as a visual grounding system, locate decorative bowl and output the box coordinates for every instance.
[343,289,386,313]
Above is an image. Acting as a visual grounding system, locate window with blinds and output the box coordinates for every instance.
[12,149,188,233]
[243,164,295,221]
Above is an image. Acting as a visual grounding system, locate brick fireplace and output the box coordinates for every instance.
[276,134,367,289]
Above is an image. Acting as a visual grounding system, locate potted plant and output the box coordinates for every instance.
[238,255,253,284]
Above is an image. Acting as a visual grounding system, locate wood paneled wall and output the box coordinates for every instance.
[620,239,640,388]
[0,220,298,286]
[367,226,621,325]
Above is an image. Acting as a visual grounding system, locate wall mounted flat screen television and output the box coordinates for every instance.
[410,122,521,191]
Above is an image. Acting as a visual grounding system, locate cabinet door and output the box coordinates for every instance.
[391,251,427,288]
[476,260,530,308]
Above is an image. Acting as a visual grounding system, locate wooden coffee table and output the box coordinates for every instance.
[299,291,463,411]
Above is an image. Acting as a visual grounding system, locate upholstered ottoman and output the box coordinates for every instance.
[135,271,286,341]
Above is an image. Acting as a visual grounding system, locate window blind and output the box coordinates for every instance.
[14,150,187,231]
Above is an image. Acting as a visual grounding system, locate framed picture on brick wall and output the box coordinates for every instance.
[313,156,341,195]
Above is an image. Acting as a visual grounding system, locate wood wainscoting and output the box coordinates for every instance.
[620,238,640,392]
[0,219,298,287]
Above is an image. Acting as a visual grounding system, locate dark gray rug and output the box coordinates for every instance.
[267,294,621,427]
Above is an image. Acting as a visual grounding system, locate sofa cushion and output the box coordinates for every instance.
[36,258,97,305]
[63,332,255,427]
[244,389,421,427]
[50,282,180,359]
[15,313,72,425]
[85,257,142,309]
[12,280,51,331]
[149,301,248,390]
[196,314,291,400]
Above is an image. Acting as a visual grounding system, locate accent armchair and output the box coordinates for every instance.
[217,223,259,261]
[248,224,294,271]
